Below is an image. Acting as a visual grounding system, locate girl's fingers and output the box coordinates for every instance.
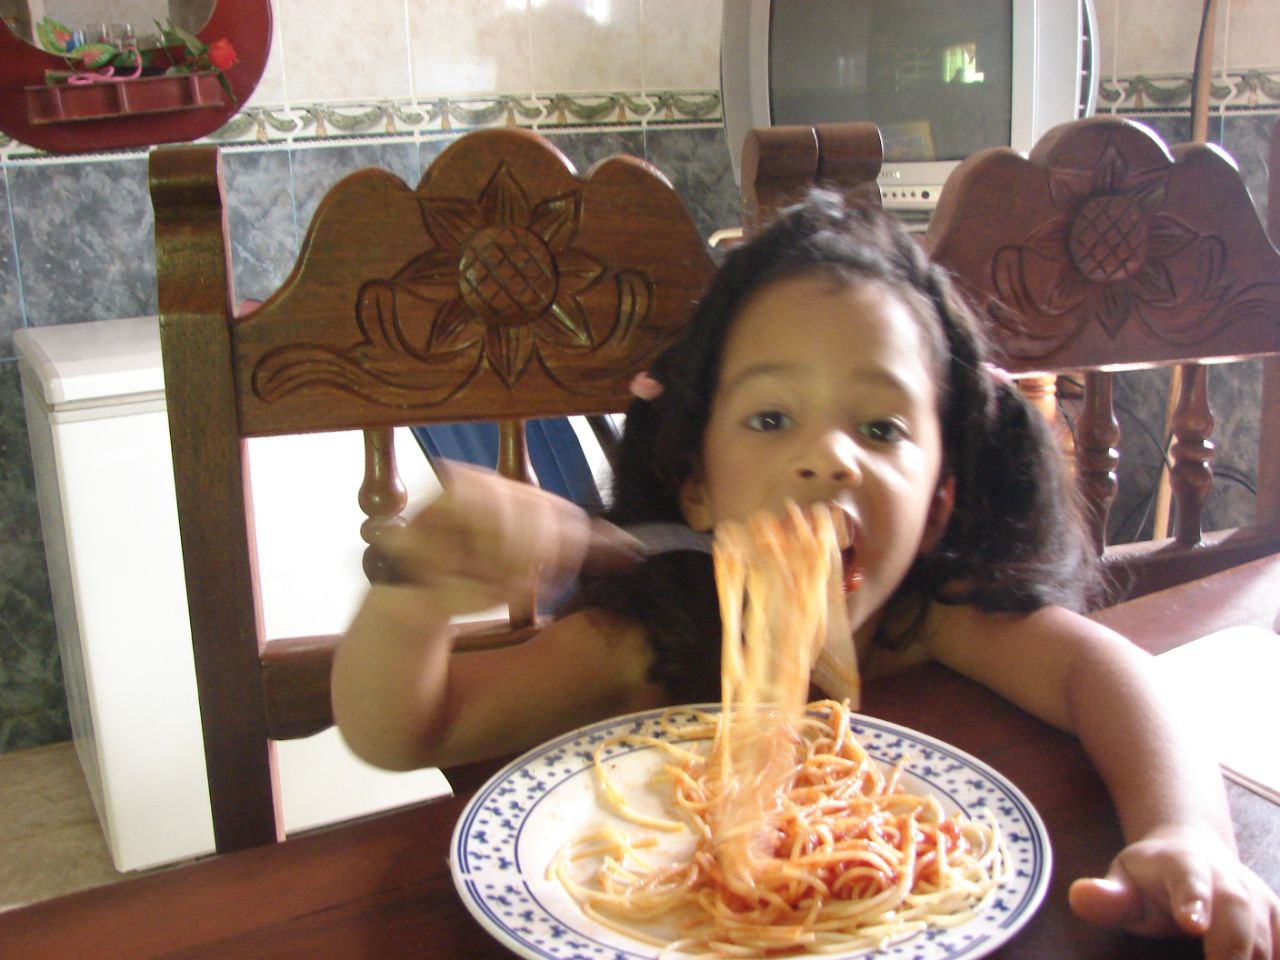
[1198,878,1265,960]
[383,463,598,591]
[1068,875,1146,928]
[1165,862,1214,936]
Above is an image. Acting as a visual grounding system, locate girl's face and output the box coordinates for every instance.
[681,274,950,634]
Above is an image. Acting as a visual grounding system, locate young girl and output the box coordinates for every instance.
[333,193,1279,958]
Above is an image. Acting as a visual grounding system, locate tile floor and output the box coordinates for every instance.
[0,740,129,912]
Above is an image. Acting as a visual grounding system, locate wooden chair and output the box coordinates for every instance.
[924,115,1280,602]
[150,129,715,852]
[739,122,883,234]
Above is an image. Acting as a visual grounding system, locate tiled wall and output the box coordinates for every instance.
[0,0,734,753]
[1,0,1277,752]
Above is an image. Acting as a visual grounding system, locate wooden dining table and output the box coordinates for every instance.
[4,555,1279,960]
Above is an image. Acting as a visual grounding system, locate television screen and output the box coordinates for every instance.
[769,0,1013,163]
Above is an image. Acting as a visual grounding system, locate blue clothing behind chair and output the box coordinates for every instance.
[412,419,605,614]
[411,418,603,513]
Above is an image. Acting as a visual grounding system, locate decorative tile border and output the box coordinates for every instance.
[0,89,721,157]
[1100,68,1280,113]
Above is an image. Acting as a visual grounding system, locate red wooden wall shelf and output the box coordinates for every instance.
[26,72,225,126]
[0,0,270,153]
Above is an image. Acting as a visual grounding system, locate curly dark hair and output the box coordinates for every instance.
[567,191,1101,702]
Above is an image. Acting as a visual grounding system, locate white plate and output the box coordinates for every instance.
[451,706,1051,959]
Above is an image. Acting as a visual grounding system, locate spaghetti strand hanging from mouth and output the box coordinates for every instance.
[551,507,1009,957]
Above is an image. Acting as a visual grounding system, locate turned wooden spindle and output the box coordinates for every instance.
[496,418,537,628]
[1168,364,1215,545]
[1076,371,1121,553]
[1015,373,1078,474]
[359,426,408,583]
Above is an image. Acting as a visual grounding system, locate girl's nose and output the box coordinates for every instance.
[796,431,860,486]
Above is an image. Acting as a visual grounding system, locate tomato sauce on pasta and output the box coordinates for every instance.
[551,507,1009,957]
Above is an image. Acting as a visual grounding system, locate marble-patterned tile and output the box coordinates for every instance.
[642,125,739,243]
[1220,0,1280,72]
[0,574,68,754]
[541,128,646,178]
[640,0,721,92]
[0,362,41,548]
[416,134,462,184]
[0,366,65,753]
[277,0,411,104]
[1128,112,1223,150]
[287,140,421,232]
[1221,113,1277,230]
[1114,0,1227,77]
[6,157,156,329]
[1107,366,1171,544]
[1203,359,1261,533]
[222,147,299,305]
[0,170,23,360]
[408,0,534,98]
[242,0,288,109]
[529,0,643,94]
[1105,361,1262,544]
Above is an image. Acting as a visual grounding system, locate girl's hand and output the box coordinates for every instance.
[1068,826,1279,958]
[378,463,640,615]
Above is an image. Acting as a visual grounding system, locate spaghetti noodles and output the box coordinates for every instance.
[551,507,1009,957]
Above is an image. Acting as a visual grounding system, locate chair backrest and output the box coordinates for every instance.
[739,121,883,234]
[732,115,1280,603]
[924,115,1280,601]
[150,129,715,852]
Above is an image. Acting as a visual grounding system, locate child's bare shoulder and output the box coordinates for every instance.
[921,600,1118,655]
[495,607,667,711]
[533,606,655,667]
[421,608,666,768]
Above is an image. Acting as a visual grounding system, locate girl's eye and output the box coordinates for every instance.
[745,410,792,432]
[860,419,907,443]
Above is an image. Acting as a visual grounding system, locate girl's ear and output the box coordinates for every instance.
[919,475,956,553]
[679,474,715,532]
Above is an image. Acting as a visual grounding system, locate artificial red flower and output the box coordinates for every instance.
[207,38,238,71]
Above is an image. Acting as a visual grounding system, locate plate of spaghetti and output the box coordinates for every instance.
[450,700,1050,959]
[451,507,1050,958]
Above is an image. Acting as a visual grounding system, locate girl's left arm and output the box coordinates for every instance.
[923,602,1279,960]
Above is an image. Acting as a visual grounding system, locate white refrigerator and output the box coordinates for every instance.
[15,315,452,871]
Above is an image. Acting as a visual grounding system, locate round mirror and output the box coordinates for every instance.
[2,2,216,49]
[0,0,269,153]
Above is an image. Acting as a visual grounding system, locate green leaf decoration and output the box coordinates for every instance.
[72,43,118,69]
[109,49,151,69]
[215,70,237,104]
[165,19,207,56]
[35,16,74,54]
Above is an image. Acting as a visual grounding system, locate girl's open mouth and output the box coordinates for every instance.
[831,505,864,594]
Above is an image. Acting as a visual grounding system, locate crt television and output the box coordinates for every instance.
[721,0,1099,220]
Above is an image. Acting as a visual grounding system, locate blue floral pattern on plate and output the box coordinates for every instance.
[451,706,1051,959]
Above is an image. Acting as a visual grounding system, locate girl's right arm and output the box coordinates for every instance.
[331,465,662,771]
